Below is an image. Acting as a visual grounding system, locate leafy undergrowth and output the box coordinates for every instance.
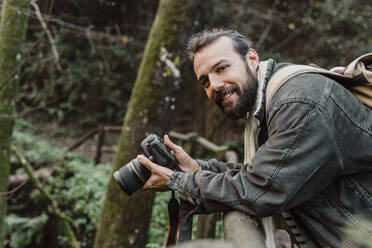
[5,120,183,248]
[7,120,111,248]
[147,191,172,248]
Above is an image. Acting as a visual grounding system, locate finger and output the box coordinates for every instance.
[142,180,152,190]
[143,177,170,191]
[164,134,181,151]
[142,176,162,190]
[137,155,159,171]
[142,183,150,190]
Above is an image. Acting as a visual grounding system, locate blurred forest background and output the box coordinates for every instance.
[0,0,371,247]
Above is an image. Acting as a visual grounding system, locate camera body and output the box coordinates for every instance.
[113,134,179,195]
[141,134,178,170]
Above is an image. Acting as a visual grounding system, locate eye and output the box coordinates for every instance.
[216,65,228,73]
[201,78,210,88]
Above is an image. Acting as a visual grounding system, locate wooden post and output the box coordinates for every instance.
[67,126,100,152]
[222,150,266,247]
[184,132,198,156]
[94,125,106,164]
[223,211,266,248]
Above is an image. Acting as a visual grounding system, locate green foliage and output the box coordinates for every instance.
[11,131,65,168]
[7,123,111,248]
[5,213,48,247]
[215,218,223,239]
[16,0,159,126]
[9,123,228,248]
[147,191,200,247]
[51,154,111,247]
[19,29,144,126]
[200,0,372,67]
[222,135,244,161]
[10,120,199,248]
[147,191,171,248]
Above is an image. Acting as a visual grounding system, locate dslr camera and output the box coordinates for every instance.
[113,134,179,195]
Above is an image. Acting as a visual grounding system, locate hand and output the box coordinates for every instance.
[164,134,200,173]
[137,155,174,191]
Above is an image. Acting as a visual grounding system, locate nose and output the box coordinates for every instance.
[209,75,224,91]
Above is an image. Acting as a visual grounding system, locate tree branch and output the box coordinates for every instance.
[9,167,52,188]
[11,146,80,248]
[255,17,273,49]
[30,0,61,71]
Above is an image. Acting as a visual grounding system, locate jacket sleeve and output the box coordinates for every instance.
[198,159,244,173]
[167,101,342,216]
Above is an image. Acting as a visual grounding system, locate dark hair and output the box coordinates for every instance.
[186,29,253,61]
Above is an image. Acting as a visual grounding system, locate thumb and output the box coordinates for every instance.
[164,134,180,152]
[137,155,158,171]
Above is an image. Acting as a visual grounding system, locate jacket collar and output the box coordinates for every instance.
[251,58,276,123]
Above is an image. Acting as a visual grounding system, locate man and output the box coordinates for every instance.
[137,29,372,247]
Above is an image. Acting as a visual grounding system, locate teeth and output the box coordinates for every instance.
[223,92,232,100]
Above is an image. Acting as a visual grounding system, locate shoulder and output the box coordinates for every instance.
[265,72,333,130]
[269,72,335,109]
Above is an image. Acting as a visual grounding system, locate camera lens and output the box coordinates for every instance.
[113,159,151,195]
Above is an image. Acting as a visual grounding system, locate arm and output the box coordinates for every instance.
[163,134,243,173]
[167,101,342,216]
[139,135,243,190]
[198,159,244,173]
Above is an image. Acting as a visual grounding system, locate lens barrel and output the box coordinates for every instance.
[113,159,151,195]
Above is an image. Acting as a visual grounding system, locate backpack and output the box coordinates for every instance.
[265,53,372,111]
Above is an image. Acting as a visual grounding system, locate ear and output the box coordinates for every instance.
[245,48,260,73]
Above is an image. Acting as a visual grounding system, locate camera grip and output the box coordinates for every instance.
[140,134,181,171]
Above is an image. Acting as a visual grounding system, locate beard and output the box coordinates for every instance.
[213,62,258,119]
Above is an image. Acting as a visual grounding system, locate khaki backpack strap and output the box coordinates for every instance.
[265,65,347,112]
[265,54,372,114]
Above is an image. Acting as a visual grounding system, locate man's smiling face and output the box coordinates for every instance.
[193,36,259,119]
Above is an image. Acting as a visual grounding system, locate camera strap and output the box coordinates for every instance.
[165,191,180,247]
[178,199,194,242]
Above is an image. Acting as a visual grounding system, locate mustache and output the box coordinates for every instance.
[213,85,240,104]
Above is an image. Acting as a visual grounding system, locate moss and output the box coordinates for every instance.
[0,0,28,246]
[93,1,198,248]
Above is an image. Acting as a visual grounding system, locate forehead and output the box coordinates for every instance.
[193,36,239,75]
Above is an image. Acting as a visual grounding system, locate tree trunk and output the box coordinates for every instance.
[0,0,28,247]
[93,1,200,247]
